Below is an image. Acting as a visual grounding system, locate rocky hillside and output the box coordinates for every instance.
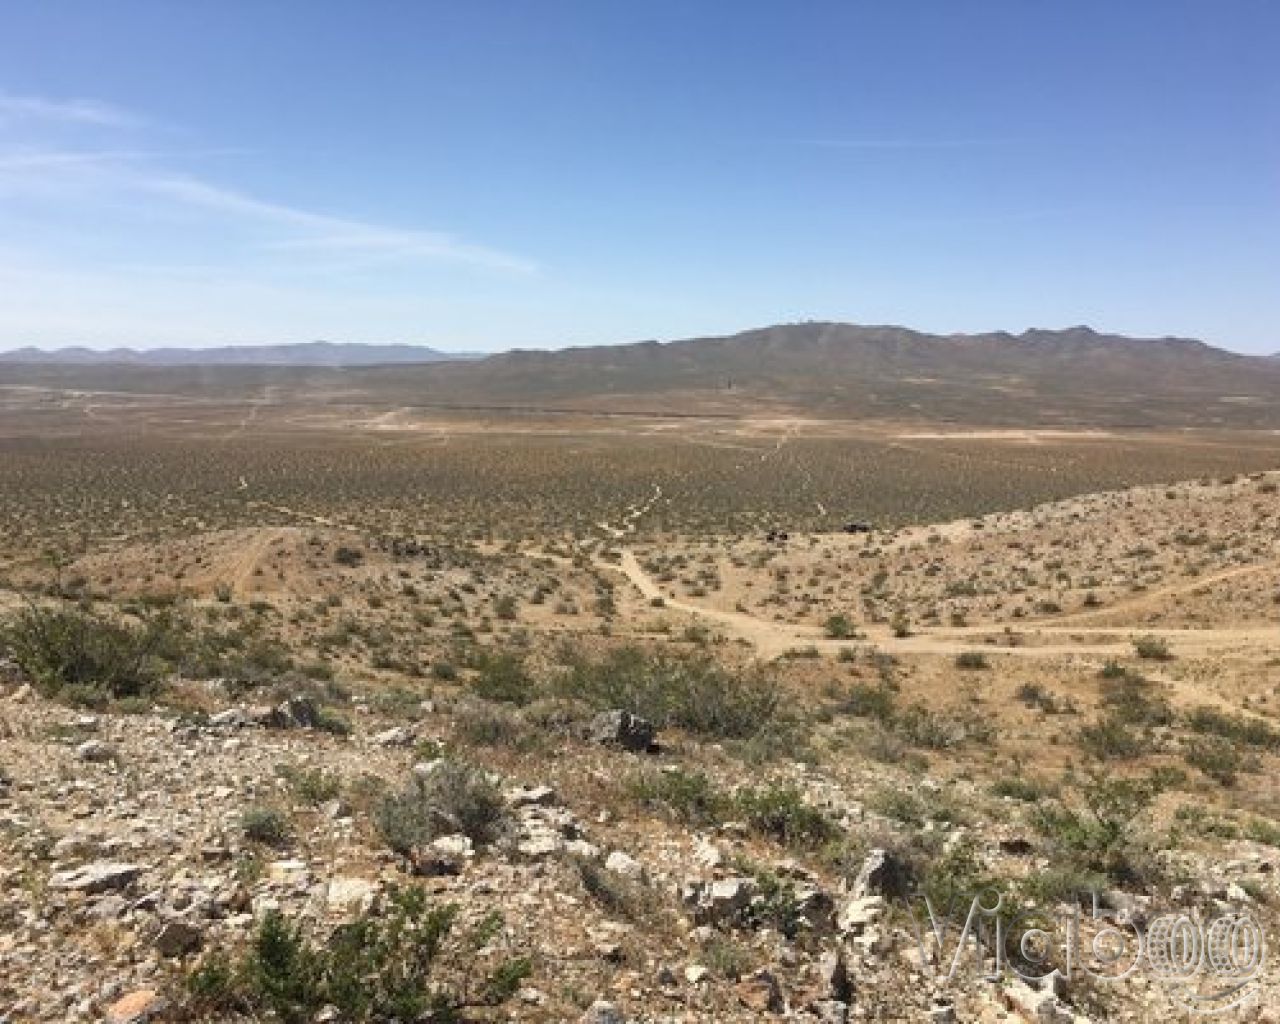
[3,652,1277,1022]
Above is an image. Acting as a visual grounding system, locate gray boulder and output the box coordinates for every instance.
[588,710,655,752]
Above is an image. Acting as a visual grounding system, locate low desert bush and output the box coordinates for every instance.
[185,887,529,1023]
[555,645,780,740]
[374,759,508,854]
[1,602,175,703]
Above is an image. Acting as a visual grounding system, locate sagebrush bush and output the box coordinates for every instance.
[374,759,508,854]
[471,652,535,706]
[733,784,840,849]
[556,645,780,739]
[824,614,855,639]
[241,806,293,848]
[1132,635,1172,661]
[571,854,658,923]
[624,767,726,826]
[1,602,175,703]
[1185,707,1280,750]
[1030,773,1163,886]
[185,886,529,1023]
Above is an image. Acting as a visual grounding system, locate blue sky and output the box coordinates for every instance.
[0,1,1277,353]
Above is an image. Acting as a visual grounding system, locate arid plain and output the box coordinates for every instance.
[2,329,1280,1023]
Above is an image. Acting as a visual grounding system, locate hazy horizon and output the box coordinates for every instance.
[0,319,1274,359]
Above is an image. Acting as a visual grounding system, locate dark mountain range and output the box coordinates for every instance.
[4,323,1280,428]
[338,322,1280,427]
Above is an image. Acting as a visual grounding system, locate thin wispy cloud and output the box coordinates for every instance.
[0,91,140,127]
[141,174,536,273]
[0,93,534,274]
[794,137,1012,150]
[0,148,159,171]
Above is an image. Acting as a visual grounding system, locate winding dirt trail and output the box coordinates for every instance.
[608,545,1278,662]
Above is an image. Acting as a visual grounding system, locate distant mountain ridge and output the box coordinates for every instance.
[0,341,479,367]
[338,321,1280,428]
[5,322,1280,428]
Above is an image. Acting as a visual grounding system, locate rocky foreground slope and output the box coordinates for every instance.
[2,662,1277,1023]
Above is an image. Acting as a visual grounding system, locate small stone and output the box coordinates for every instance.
[587,709,656,752]
[565,839,601,859]
[578,1001,627,1024]
[153,919,203,958]
[208,708,251,729]
[736,968,784,1014]
[263,695,321,730]
[694,876,756,925]
[693,836,723,870]
[507,784,557,807]
[76,739,115,763]
[48,862,142,894]
[410,834,474,876]
[812,1000,850,1024]
[105,989,166,1023]
[852,848,908,899]
[605,851,643,879]
[266,859,310,885]
[326,877,380,916]
[517,834,563,859]
[371,726,413,747]
[837,895,884,935]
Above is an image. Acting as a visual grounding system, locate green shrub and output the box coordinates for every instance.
[453,701,530,749]
[823,614,855,639]
[894,704,993,749]
[1183,736,1257,786]
[241,806,293,848]
[333,546,364,568]
[624,768,727,826]
[556,646,780,740]
[837,682,896,721]
[1185,707,1280,750]
[1031,774,1162,886]
[1078,713,1148,760]
[922,835,994,913]
[1099,674,1174,727]
[992,776,1054,803]
[733,784,839,849]
[2,603,174,703]
[280,766,342,806]
[1132,636,1171,661]
[471,652,535,706]
[954,651,989,670]
[185,887,529,1023]
[374,759,508,854]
